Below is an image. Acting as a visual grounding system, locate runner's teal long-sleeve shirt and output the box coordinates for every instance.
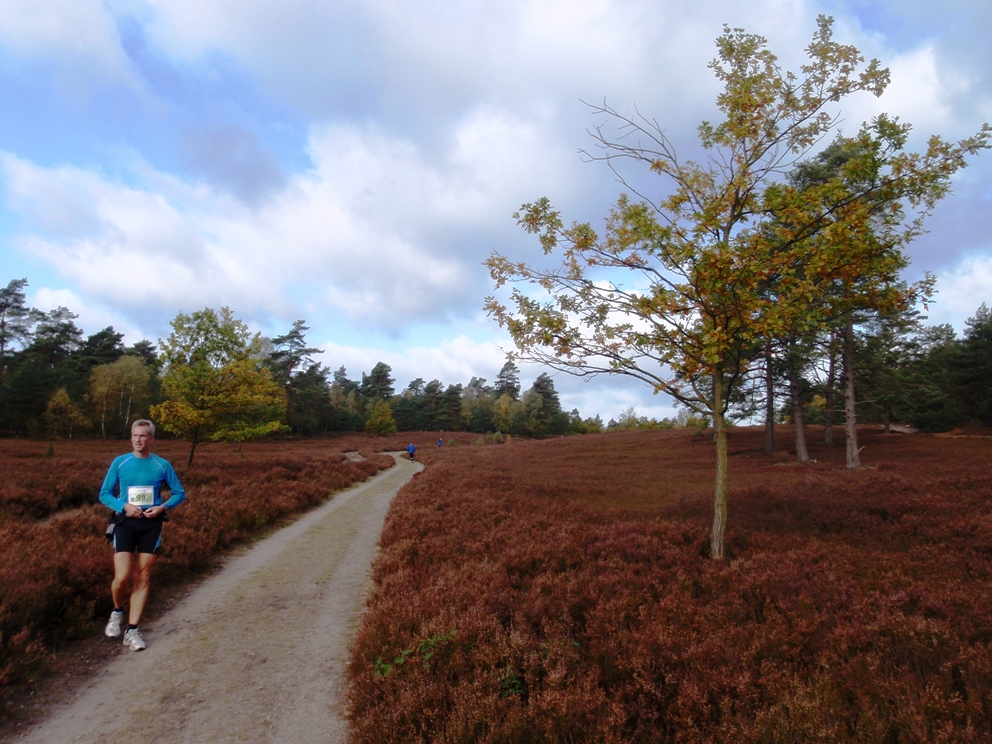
[99,453,186,513]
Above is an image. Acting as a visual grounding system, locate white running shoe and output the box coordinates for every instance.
[105,610,124,638]
[123,628,146,651]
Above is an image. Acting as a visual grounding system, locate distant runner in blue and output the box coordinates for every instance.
[407,442,416,462]
[437,439,443,448]
[99,419,186,651]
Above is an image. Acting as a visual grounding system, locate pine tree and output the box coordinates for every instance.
[957,304,992,425]
[493,361,520,400]
[361,362,395,401]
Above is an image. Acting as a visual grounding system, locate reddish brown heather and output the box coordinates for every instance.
[0,437,394,712]
[349,427,992,742]
[329,431,491,453]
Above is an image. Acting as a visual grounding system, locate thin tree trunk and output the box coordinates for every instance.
[764,343,775,452]
[844,316,860,469]
[824,329,836,445]
[186,428,199,468]
[789,364,809,463]
[117,387,126,437]
[0,320,7,416]
[125,378,135,432]
[711,370,728,560]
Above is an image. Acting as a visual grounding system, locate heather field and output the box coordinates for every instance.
[349,427,992,742]
[0,436,398,711]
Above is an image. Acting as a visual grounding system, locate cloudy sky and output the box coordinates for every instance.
[1,0,989,422]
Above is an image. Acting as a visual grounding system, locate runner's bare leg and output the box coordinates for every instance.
[111,552,133,610]
[128,553,157,625]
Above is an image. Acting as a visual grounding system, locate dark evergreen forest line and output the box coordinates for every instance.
[0,278,604,440]
[1,277,989,441]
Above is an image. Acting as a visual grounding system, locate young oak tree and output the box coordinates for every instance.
[486,17,989,559]
[151,307,287,467]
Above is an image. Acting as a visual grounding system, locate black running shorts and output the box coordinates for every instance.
[112,516,164,554]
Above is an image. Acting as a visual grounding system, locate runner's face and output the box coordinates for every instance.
[131,427,154,456]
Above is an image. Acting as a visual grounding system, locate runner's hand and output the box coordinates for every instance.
[143,505,166,518]
[123,503,144,518]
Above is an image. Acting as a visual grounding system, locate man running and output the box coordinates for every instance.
[407,442,416,462]
[99,419,186,651]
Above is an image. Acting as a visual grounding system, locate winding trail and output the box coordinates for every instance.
[14,453,419,744]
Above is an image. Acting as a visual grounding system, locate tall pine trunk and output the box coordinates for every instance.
[844,315,860,469]
[710,369,728,560]
[789,364,809,463]
[764,343,775,452]
[823,329,836,445]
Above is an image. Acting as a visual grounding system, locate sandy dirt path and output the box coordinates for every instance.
[12,453,418,744]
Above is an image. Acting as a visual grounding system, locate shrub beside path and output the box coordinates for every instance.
[12,453,419,744]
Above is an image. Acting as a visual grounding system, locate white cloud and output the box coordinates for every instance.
[31,286,149,343]
[314,332,674,421]
[133,0,810,125]
[318,334,508,389]
[559,380,679,424]
[3,153,226,313]
[838,43,973,144]
[926,254,992,333]
[0,0,135,90]
[1,105,578,332]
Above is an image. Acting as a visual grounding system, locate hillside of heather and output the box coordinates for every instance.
[349,427,992,742]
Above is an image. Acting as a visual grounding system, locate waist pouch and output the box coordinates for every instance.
[105,510,168,541]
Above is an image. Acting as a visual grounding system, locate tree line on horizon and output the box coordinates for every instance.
[0,280,611,456]
[1,277,988,454]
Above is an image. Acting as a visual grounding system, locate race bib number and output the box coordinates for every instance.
[127,486,155,506]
